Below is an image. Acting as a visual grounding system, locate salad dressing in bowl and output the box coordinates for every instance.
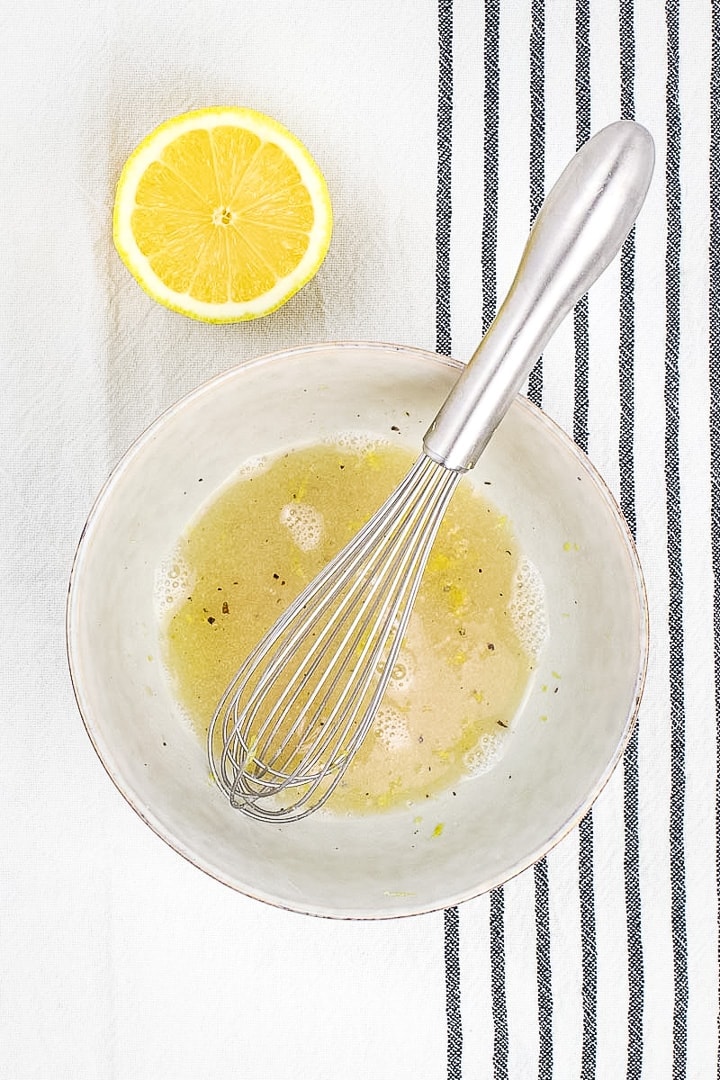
[160,440,546,814]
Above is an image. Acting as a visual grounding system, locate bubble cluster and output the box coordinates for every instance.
[279,502,324,551]
[373,704,412,750]
[387,648,416,693]
[327,430,390,454]
[464,731,504,776]
[154,553,195,617]
[508,556,548,657]
[233,454,267,479]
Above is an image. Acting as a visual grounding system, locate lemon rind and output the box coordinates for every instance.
[112,107,333,323]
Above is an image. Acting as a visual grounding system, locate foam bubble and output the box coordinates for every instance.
[508,556,548,658]
[279,502,324,551]
[387,647,416,693]
[233,454,267,479]
[327,430,390,454]
[373,704,411,750]
[154,552,195,618]
[464,732,504,776]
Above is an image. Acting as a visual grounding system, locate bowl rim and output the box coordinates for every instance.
[66,339,650,919]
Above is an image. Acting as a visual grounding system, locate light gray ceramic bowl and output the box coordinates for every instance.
[67,341,648,918]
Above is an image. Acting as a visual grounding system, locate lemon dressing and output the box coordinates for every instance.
[159,439,545,813]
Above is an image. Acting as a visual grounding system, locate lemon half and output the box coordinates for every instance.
[113,107,333,322]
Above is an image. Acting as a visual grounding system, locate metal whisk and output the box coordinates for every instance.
[209,120,654,821]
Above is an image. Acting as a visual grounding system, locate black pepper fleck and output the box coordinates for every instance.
[207,616,215,624]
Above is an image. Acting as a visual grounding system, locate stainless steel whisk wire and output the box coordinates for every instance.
[213,455,461,819]
[208,121,656,822]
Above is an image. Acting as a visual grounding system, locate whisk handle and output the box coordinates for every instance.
[423,120,655,472]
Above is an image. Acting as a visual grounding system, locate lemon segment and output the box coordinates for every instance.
[112,107,333,322]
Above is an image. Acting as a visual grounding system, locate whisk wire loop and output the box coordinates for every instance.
[233,457,452,766]
[256,460,460,792]
[217,456,434,768]
[209,454,460,820]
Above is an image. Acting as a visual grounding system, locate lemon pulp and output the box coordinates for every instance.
[113,108,332,321]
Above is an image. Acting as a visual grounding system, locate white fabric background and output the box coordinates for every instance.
[1,1,717,1077]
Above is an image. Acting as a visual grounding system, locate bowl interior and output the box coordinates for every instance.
[67,342,647,918]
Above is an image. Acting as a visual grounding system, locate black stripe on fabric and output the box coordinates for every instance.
[490,890,508,1078]
[711,6,720,1076]
[527,0,545,409]
[578,813,597,1077]
[618,0,638,542]
[436,5,462,1078]
[664,0,688,1073]
[436,0,454,360]
[534,859,553,1079]
[482,2,508,1076]
[573,294,590,455]
[618,3,645,1077]
[444,907,463,1080]
[574,1,591,454]
[574,4,598,1079]
[482,0,500,333]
